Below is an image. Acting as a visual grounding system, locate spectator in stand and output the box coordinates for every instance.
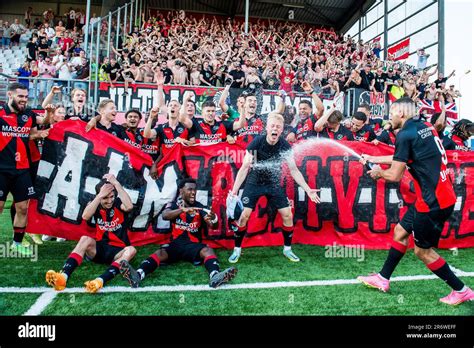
[59,31,74,53]
[65,8,76,30]
[55,21,66,44]
[38,56,57,104]
[417,48,430,70]
[10,19,26,46]
[434,70,456,89]
[25,7,33,28]
[16,61,32,88]
[36,36,50,59]
[105,57,122,89]
[44,22,55,46]
[26,35,38,62]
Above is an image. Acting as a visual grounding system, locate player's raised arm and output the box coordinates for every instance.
[179,92,194,129]
[82,183,114,220]
[285,154,320,203]
[143,105,159,139]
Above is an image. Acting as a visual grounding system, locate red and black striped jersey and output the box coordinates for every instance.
[352,124,377,142]
[0,105,38,171]
[154,122,189,155]
[318,125,354,141]
[191,118,234,144]
[294,114,319,140]
[233,116,265,144]
[93,199,131,248]
[139,128,160,161]
[166,200,209,243]
[393,118,456,212]
[368,118,384,133]
[376,129,397,146]
[123,127,145,150]
[443,135,470,152]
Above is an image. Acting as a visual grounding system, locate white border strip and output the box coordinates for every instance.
[23,291,58,316]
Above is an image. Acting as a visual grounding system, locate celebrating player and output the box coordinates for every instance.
[0,83,49,256]
[357,97,474,305]
[45,174,137,293]
[119,178,237,288]
[227,113,321,263]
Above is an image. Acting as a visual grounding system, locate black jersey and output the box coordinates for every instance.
[318,125,354,140]
[352,124,377,142]
[93,199,131,248]
[0,105,38,171]
[96,122,128,140]
[191,118,234,144]
[368,118,384,133]
[233,116,265,144]
[443,134,470,152]
[393,117,456,212]
[246,135,292,187]
[123,127,144,150]
[166,200,209,243]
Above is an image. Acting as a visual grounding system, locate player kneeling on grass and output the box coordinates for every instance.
[45,174,137,293]
[120,178,237,288]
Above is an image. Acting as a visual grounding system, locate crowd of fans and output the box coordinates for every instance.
[0,8,463,105]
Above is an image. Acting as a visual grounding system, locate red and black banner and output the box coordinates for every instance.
[27,120,474,249]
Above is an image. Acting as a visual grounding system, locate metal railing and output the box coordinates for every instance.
[86,0,144,107]
[0,73,92,107]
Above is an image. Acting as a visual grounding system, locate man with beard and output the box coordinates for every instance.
[179,97,246,145]
[287,81,325,141]
[227,113,321,263]
[358,97,474,305]
[119,178,237,288]
[0,83,49,256]
[85,99,127,140]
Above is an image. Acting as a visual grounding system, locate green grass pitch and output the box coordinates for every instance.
[0,207,473,316]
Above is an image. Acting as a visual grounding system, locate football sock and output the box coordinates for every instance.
[379,240,407,279]
[13,226,26,244]
[234,225,247,248]
[282,225,294,247]
[137,253,160,279]
[62,252,83,278]
[427,257,464,291]
[204,255,220,277]
[98,261,120,284]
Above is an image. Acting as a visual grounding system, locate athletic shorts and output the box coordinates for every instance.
[0,170,35,202]
[241,183,291,210]
[92,241,124,264]
[399,205,415,233]
[412,206,454,249]
[162,238,207,264]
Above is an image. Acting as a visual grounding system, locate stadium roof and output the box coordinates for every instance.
[146,0,376,32]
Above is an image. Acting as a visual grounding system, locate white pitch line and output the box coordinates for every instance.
[23,291,58,316]
[450,266,474,277]
[0,270,472,297]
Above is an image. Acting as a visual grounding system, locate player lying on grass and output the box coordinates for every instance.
[227,112,321,263]
[45,174,137,293]
[358,97,474,305]
[120,178,237,288]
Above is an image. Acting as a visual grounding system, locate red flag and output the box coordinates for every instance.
[388,38,410,61]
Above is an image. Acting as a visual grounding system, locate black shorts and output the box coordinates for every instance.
[0,170,35,202]
[92,241,124,264]
[163,238,207,264]
[412,206,454,249]
[241,184,291,210]
[399,205,415,233]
